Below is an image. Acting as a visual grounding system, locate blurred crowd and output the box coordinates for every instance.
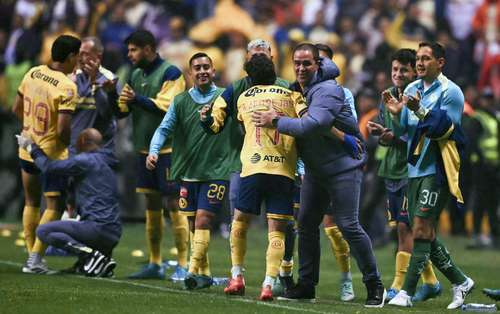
[0,0,498,247]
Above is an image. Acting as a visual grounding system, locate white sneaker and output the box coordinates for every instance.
[22,253,52,274]
[388,290,413,307]
[447,277,474,309]
[340,279,355,301]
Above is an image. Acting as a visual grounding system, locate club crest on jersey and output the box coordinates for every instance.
[179,197,188,209]
[250,153,261,164]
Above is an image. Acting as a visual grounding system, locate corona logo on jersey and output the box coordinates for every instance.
[31,70,60,87]
[244,86,292,98]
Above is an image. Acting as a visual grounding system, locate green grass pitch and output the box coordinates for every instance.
[0,223,498,313]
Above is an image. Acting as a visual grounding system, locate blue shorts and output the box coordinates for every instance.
[293,185,301,210]
[386,184,409,225]
[19,159,67,197]
[237,174,294,220]
[179,180,228,216]
[136,153,179,196]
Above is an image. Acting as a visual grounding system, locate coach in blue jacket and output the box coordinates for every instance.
[17,128,121,277]
[253,43,385,307]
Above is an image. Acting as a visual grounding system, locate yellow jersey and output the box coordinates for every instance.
[18,65,77,162]
[237,85,307,180]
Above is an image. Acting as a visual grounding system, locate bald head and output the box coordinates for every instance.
[76,128,103,153]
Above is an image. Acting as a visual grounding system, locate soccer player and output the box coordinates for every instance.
[12,35,81,273]
[16,128,121,277]
[200,39,297,292]
[118,30,189,280]
[253,43,386,307]
[367,49,441,303]
[147,52,232,289]
[221,54,307,301]
[387,42,474,309]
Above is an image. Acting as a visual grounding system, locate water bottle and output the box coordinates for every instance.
[212,277,229,286]
[461,303,497,312]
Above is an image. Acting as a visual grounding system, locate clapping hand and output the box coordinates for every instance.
[403,90,421,112]
[383,90,404,115]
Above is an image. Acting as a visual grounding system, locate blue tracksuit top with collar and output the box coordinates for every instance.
[395,73,464,178]
[276,57,366,177]
[31,146,121,235]
[70,67,119,156]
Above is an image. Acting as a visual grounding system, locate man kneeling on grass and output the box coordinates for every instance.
[17,128,121,277]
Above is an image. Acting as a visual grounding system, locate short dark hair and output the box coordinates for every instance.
[315,43,333,59]
[391,48,416,68]
[244,54,276,85]
[293,42,320,62]
[125,30,156,50]
[51,35,81,62]
[189,52,213,67]
[419,42,445,59]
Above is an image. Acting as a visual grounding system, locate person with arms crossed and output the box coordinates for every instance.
[12,35,81,274]
[253,43,386,307]
[387,42,474,309]
[147,52,231,289]
[118,30,189,280]
[17,128,121,277]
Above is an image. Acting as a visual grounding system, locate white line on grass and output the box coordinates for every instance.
[0,260,332,314]
[1,259,432,314]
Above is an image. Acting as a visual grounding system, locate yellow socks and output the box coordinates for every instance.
[32,209,61,254]
[265,231,285,277]
[22,206,40,253]
[392,251,411,290]
[146,209,164,265]
[188,229,210,274]
[169,210,189,268]
[421,261,439,285]
[324,225,351,273]
[199,253,211,276]
[230,220,249,267]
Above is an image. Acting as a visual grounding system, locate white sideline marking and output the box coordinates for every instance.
[1,259,431,313]
[0,260,331,314]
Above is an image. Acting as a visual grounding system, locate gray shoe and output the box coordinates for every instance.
[22,253,54,274]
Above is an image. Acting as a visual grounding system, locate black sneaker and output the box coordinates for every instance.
[365,280,386,308]
[61,257,86,274]
[277,282,316,303]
